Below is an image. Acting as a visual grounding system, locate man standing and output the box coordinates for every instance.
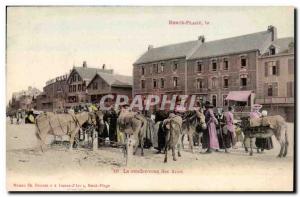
[223,106,237,152]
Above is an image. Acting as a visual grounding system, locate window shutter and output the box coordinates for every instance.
[265,62,268,77]
[287,82,291,97]
[194,63,197,73]
[264,83,268,97]
[228,76,231,86]
[288,59,294,74]
[276,60,280,76]
[272,82,278,96]
[208,78,211,89]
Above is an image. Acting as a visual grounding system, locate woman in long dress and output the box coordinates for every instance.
[204,104,220,153]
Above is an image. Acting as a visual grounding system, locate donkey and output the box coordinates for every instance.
[240,115,289,157]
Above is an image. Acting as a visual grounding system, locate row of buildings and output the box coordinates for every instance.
[8,86,42,112]
[35,62,133,112]
[9,62,132,113]
[8,25,294,121]
[133,26,294,121]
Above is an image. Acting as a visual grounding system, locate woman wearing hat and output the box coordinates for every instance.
[203,101,220,153]
[249,104,273,153]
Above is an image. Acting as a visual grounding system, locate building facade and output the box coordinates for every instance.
[36,74,68,112]
[87,72,132,104]
[65,61,113,108]
[133,26,279,111]
[256,37,294,121]
[9,86,41,111]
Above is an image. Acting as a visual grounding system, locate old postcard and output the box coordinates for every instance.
[6,6,295,192]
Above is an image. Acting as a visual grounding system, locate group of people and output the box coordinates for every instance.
[200,102,273,154]
[154,100,274,154]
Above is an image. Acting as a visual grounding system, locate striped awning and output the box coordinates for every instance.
[225,91,252,102]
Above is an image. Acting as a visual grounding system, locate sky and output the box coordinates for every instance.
[6,6,294,103]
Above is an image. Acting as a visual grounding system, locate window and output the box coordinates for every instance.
[265,61,279,76]
[161,62,165,73]
[241,57,247,68]
[196,79,203,89]
[196,62,202,73]
[141,80,145,89]
[212,78,217,89]
[270,47,276,55]
[73,85,76,92]
[212,60,217,71]
[241,78,247,87]
[78,84,82,91]
[267,84,273,96]
[93,82,98,90]
[223,95,228,106]
[82,84,86,91]
[153,79,157,88]
[288,59,294,74]
[153,64,158,73]
[141,66,145,75]
[160,78,165,88]
[212,95,217,107]
[272,65,277,75]
[223,78,229,88]
[173,77,178,87]
[173,61,178,71]
[69,85,72,92]
[223,59,229,70]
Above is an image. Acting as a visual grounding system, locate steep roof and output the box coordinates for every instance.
[88,72,132,88]
[189,31,273,59]
[134,40,201,65]
[74,67,113,81]
[68,66,114,85]
[268,37,294,54]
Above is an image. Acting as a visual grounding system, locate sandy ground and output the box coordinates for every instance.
[6,118,294,191]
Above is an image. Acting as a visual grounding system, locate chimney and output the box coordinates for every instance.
[83,61,87,68]
[198,35,205,43]
[102,64,106,70]
[148,45,153,51]
[267,25,277,41]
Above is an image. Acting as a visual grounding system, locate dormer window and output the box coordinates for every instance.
[270,47,276,55]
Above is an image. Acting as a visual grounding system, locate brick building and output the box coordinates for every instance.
[256,37,294,121]
[35,74,68,112]
[133,26,278,110]
[87,71,132,104]
[133,38,202,106]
